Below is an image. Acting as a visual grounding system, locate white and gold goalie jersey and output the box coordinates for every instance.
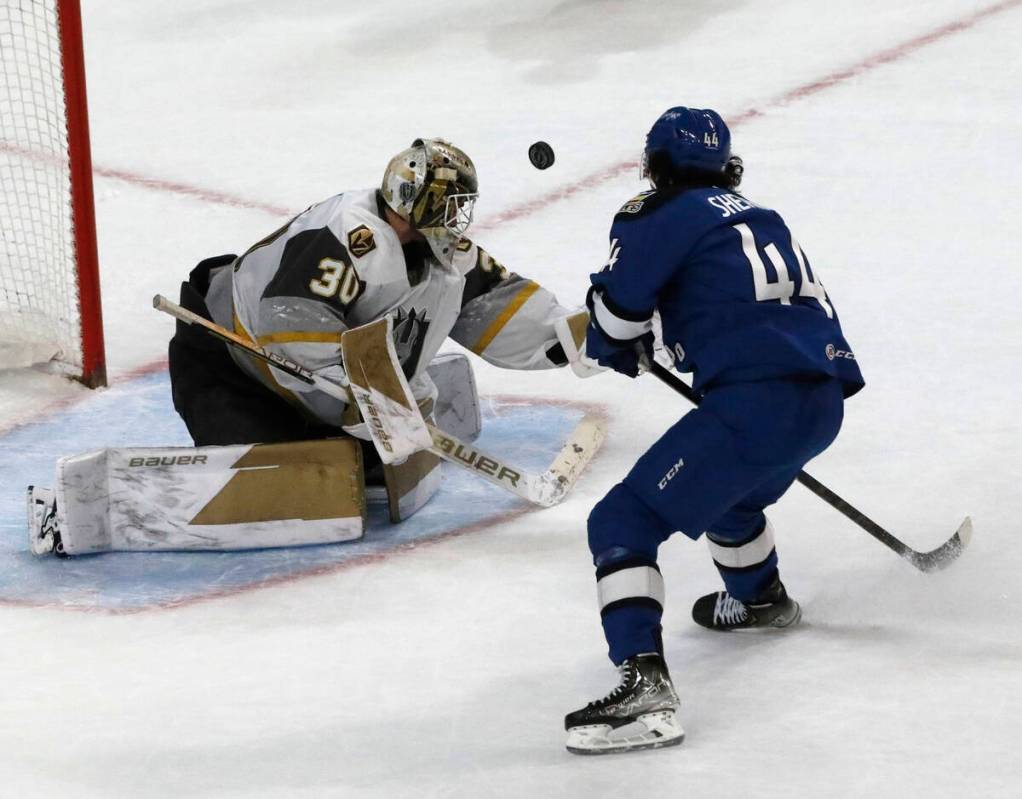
[203,188,572,426]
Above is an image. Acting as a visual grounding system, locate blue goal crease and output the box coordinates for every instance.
[0,370,586,612]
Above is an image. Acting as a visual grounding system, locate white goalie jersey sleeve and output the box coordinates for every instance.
[449,245,574,370]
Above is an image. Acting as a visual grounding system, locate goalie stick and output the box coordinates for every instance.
[649,361,972,573]
[153,295,604,508]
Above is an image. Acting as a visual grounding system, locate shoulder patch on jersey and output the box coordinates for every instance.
[618,190,657,215]
[613,189,684,222]
[347,225,376,258]
[455,238,473,253]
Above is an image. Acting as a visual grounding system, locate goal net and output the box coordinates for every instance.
[0,0,105,386]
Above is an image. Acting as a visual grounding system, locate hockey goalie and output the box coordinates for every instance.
[28,138,598,557]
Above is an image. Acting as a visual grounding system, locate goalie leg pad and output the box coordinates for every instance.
[382,450,443,523]
[53,439,366,555]
[426,352,482,442]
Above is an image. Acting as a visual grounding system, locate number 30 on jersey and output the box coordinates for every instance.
[309,257,362,306]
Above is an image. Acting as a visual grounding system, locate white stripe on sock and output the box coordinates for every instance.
[707,520,776,568]
[597,565,665,610]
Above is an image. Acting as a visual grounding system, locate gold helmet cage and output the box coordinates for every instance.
[381,138,479,238]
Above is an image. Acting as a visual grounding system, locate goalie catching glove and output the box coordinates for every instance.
[554,310,608,379]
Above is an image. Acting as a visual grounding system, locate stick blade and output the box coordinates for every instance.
[906,516,973,572]
[531,414,606,507]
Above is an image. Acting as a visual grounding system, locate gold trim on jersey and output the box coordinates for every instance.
[232,311,302,406]
[469,280,540,355]
[232,311,256,344]
[255,330,345,346]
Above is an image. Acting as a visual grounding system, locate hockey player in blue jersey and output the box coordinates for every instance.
[564,107,864,755]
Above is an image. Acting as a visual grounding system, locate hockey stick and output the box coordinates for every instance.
[153,294,604,508]
[648,361,972,572]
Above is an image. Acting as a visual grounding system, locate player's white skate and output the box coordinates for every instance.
[564,653,684,755]
[27,486,63,556]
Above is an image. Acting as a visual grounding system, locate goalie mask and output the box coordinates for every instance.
[381,138,479,242]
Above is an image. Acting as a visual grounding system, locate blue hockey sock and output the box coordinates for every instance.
[596,556,665,665]
[706,520,780,601]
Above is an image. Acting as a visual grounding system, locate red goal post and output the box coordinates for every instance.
[0,0,106,387]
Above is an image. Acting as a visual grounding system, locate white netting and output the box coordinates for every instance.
[0,0,82,371]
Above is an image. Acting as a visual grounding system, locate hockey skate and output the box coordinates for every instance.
[565,653,684,755]
[691,577,801,631]
[27,486,64,557]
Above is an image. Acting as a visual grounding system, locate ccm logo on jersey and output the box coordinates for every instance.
[825,344,856,361]
[658,456,685,490]
[347,225,377,258]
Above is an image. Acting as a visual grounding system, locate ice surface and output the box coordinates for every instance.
[0,373,588,611]
[1,1,1021,797]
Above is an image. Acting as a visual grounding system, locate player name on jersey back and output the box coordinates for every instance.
[706,192,755,217]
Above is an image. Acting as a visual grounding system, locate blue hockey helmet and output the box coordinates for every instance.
[642,107,731,182]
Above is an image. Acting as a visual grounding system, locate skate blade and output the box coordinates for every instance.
[779,601,802,627]
[566,710,684,755]
[717,600,802,632]
[767,600,802,629]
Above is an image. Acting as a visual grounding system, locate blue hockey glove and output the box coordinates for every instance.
[588,329,654,378]
[585,287,655,379]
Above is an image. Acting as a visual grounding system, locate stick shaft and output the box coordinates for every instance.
[154,294,322,388]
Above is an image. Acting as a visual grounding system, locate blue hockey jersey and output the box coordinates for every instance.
[590,187,864,396]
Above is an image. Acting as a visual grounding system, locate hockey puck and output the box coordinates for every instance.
[528,141,555,170]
